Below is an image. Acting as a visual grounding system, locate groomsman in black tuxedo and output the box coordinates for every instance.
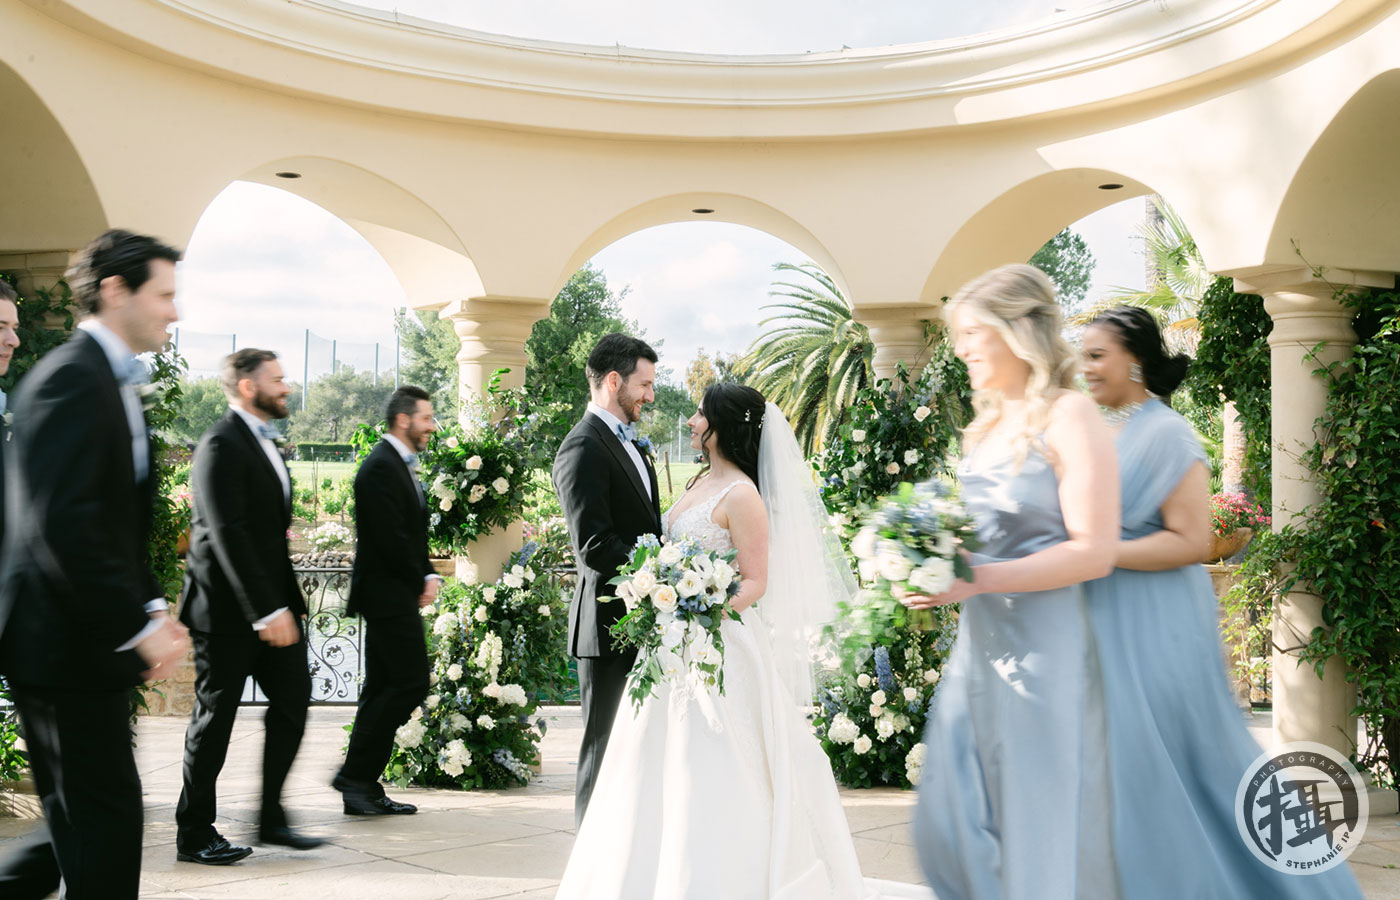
[175,348,323,864]
[0,230,190,900]
[333,385,438,814]
[552,332,661,827]
[0,279,21,545]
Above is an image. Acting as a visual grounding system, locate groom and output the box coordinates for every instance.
[553,333,660,828]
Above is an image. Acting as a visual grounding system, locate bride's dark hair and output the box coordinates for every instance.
[687,383,766,492]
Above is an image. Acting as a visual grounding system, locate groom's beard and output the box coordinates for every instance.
[254,389,290,421]
[617,384,646,424]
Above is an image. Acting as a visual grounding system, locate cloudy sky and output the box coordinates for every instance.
[175,0,1144,383]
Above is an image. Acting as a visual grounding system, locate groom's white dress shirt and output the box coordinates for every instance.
[232,405,292,632]
[587,402,651,500]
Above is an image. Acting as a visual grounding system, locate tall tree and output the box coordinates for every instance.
[640,380,693,456]
[684,349,719,406]
[741,261,874,454]
[1029,228,1097,312]
[396,308,460,419]
[288,365,391,442]
[166,377,232,443]
[526,263,643,423]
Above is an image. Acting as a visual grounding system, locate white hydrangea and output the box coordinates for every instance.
[440,738,472,777]
[482,682,502,699]
[419,603,437,618]
[425,694,440,709]
[499,684,528,706]
[477,714,495,730]
[827,713,859,745]
[876,716,896,741]
[457,561,478,585]
[432,613,457,636]
[448,712,470,733]
[394,718,426,749]
[538,604,551,616]
[905,742,927,783]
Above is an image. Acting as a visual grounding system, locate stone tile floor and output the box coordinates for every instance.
[1,706,1398,898]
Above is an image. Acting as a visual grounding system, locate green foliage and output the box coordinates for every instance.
[288,365,392,443]
[0,275,76,393]
[145,346,191,605]
[640,380,692,451]
[1187,277,1273,506]
[163,377,228,444]
[814,343,973,526]
[525,263,643,427]
[294,442,356,461]
[0,680,24,784]
[1029,228,1096,311]
[742,262,879,454]
[396,308,461,420]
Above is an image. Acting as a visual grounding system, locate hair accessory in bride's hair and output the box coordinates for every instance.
[744,409,751,422]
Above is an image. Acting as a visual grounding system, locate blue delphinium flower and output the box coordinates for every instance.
[874,646,895,693]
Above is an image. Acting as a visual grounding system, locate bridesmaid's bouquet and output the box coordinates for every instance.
[842,481,980,645]
[600,535,745,711]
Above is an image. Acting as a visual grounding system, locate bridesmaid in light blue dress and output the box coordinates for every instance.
[1081,306,1364,899]
[904,265,1122,900]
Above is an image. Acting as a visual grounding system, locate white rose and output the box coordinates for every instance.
[505,464,514,475]
[482,587,497,604]
[857,558,879,583]
[851,460,865,474]
[853,735,873,755]
[675,571,704,598]
[457,561,478,585]
[465,455,483,470]
[903,687,918,702]
[904,449,920,465]
[856,673,872,689]
[538,604,551,616]
[419,603,436,618]
[439,497,453,511]
[482,682,503,699]
[869,703,884,718]
[877,549,914,583]
[468,485,488,503]
[870,690,887,707]
[936,532,956,556]
[445,435,460,448]
[651,584,679,614]
[924,668,941,685]
[909,557,955,595]
[410,706,423,720]
[446,663,464,681]
[658,544,684,567]
[492,477,510,494]
[851,429,867,442]
[425,694,440,709]
[631,569,658,595]
[876,717,896,741]
[913,405,931,423]
[503,572,524,589]
[885,462,900,475]
[428,671,439,687]
[710,559,736,589]
[851,527,879,561]
[474,606,489,622]
[524,567,537,582]
[476,714,495,730]
[432,612,457,636]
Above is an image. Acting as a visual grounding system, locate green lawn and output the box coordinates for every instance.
[287,460,356,487]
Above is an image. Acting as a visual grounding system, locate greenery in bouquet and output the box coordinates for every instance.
[1210,491,1270,537]
[814,344,971,536]
[382,545,570,790]
[602,535,745,712]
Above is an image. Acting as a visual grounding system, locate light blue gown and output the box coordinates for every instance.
[1085,398,1364,899]
[913,444,1118,900]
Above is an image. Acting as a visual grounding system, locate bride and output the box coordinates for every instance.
[555,383,929,900]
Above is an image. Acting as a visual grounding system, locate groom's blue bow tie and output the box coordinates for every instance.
[615,422,638,443]
[257,423,281,442]
[120,357,150,387]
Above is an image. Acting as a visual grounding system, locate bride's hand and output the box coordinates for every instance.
[900,571,980,609]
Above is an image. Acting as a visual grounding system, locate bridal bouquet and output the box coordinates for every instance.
[601,534,745,711]
[841,480,980,647]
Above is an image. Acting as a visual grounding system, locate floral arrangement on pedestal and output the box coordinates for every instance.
[381,542,571,789]
[1208,491,1270,561]
[814,342,971,539]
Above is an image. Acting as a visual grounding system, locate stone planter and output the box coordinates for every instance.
[455,521,524,585]
[1207,528,1252,563]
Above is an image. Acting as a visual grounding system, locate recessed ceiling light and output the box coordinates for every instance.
[1098,183,1124,190]
[691,208,714,214]
[275,171,302,179]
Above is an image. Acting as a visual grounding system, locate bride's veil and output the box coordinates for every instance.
[756,401,858,705]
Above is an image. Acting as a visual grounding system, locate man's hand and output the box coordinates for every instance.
[257,609,300,648]
[419,576,440,608]
[137,615,191,680]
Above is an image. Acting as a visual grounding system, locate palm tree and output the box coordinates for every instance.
[741,262,873,454]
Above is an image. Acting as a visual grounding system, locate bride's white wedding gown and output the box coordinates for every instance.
[555,480,931,900]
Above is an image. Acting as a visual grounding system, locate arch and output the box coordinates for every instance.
[0,61,107,252]
[555,193,849,300]
[235,157,484,309]
[920,167,1154,304]
[1265,69,1400,276]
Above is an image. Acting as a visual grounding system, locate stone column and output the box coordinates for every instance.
[0,249,75,306]
[1234,267,1390,756]
[859,304,933,382]
[438,296,550,582]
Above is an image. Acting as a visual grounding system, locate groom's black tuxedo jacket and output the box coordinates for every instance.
[347,439,432,619]
[0,330,160,689]
[179,410,306,634]
[553,412,661,658]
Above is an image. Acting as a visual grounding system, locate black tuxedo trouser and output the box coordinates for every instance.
[574,650,636,829]
[338,612,428,795]
[0,687,141,899]
[175,626,312,843]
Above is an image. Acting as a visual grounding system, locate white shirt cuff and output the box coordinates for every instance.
[251,607,289,631]
[424,574,441,583]
[117,618,163,653]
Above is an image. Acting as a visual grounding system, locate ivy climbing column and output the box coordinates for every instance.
[1236,267,1389,757]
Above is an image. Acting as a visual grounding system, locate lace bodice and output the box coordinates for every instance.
[663,480,751,554]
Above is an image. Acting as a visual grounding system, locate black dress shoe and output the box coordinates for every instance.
[343,794,417,816]
[258,825,327,850]
[176,835,254,866]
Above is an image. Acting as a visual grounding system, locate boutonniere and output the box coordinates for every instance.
[1,410,12,428]
[635,435,655,461]
[138,381,164,414]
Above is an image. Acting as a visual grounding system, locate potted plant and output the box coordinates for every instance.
[1208,492,1270,562]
